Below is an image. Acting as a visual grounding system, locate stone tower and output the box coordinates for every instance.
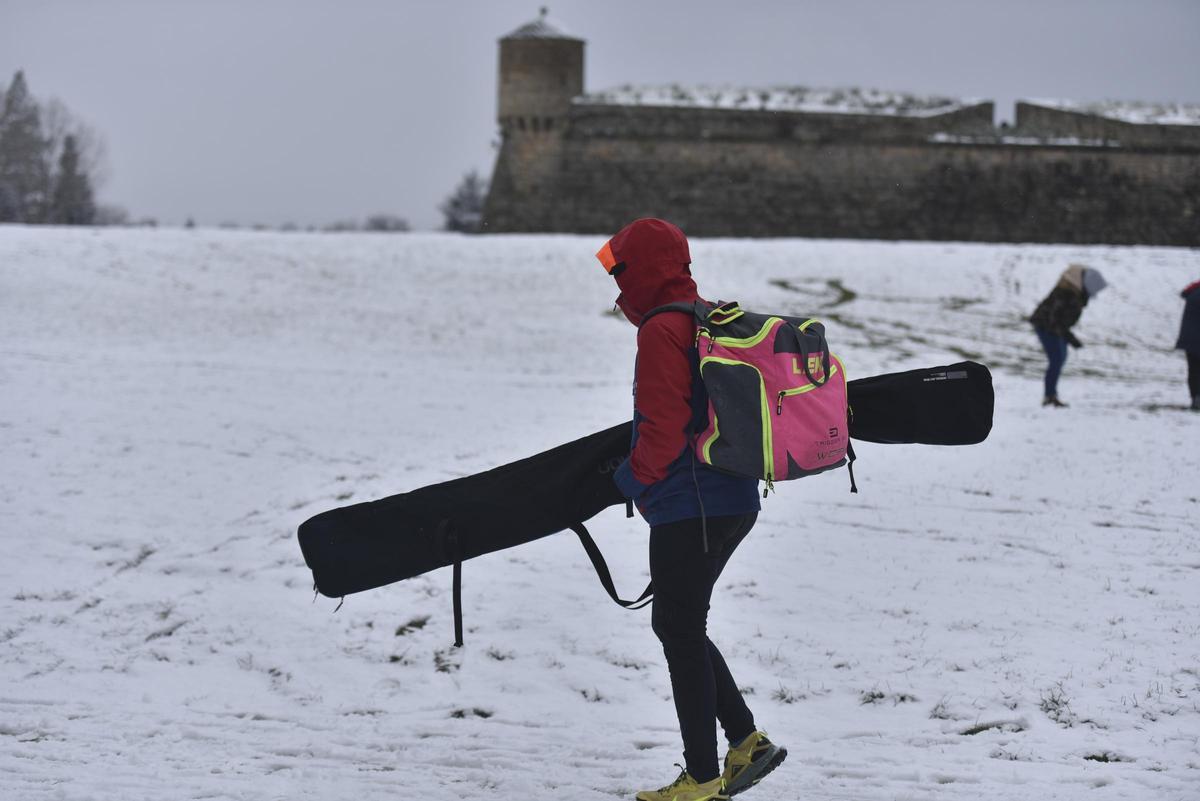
[483,9,584,231]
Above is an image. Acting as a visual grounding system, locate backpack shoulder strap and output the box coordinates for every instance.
[639,301,703,330]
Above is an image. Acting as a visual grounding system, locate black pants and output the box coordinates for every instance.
[1188,351,1200,399]
[650,513,758,783]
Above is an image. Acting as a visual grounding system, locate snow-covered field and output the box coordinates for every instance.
[1,226,1197,801]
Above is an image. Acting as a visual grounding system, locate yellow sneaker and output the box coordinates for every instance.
[721,731,787,796]
[636,765,728,801]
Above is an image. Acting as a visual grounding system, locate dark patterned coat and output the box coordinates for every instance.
[1177,281,1200,353]
[1031,286,1087,346]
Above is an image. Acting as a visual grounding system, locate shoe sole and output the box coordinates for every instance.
[727,745,787,797]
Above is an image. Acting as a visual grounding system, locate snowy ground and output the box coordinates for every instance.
[1,226,1197,801]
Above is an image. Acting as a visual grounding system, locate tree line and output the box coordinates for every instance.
[1,66,490,232]
[0,71,105,225]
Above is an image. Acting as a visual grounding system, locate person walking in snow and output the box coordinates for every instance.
[595,218,786,801]
[1029,264,1107,408]
[1176,279,1200,411]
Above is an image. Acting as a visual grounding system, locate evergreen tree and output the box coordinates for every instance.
[0,71,50,223]
[49,135,95,224]
[439,170,487,233]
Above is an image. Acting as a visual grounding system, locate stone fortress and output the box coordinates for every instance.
[482,11,1199,246]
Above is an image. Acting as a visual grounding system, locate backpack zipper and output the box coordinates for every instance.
[776,361,841,414]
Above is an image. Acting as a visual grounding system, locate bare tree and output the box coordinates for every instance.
[439,170,487,233]
[364,213,410,232]
[93,203,130,226]
[42,97,109,191]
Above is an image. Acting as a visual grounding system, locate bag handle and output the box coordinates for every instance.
[569,522,653,610]
[435,520,650,647]
[704,301,743,326]
[434,520,466,647]
[795,320,831,388]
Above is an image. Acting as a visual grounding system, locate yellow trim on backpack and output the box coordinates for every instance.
[700,414,721,464]
[779,362,840,399]
[707,303,744,326]
[699,317,783,350]
[699,355,774,481]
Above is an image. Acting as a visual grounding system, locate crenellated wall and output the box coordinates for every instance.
[1015,102,1200,150]
[485,103,1199,245]
[482,22,1200,246]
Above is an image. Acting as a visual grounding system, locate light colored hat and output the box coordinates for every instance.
[1058,264,1085,291]
[1082,267,1107,297]
[1059,264,1107,297]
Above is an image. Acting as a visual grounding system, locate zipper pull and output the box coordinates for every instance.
[762,475,774,498]
[776,392,784,415]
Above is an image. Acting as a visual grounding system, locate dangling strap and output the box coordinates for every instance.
[688,436,709,553]
[846,440,859,494]
[569,523,653,609]
[435,520,466,647]
[451,555,464,647]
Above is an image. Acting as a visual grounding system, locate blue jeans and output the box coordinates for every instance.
[1035,327,1068,398]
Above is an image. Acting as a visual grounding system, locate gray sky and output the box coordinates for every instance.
[3,0,1197,229]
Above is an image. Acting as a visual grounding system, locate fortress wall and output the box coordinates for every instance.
[567,102,995,144]
[482,126,568,233]
[1015,103,1200,149]
[485,21,1198,244]
[537,132,1199,245]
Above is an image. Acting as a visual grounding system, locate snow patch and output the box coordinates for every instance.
[577,83,979,117]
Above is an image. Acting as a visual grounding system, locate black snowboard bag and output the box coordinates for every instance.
[298,421,635,644]
[847,361,993,445]
[298,361,992,644]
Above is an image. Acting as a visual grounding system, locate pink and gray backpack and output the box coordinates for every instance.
[645,300,856,494]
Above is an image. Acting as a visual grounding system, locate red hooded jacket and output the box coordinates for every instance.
[597,219,760,524]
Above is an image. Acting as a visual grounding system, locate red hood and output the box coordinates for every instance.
[597,218,698,326]
[1184,279,1200,298]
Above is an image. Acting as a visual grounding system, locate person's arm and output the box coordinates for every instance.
[1048,289,1085,342]
[612,317,694,499]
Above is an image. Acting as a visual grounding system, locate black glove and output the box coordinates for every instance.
[1065,332,1082,349]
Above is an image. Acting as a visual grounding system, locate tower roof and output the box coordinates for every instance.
[502,8,582,41]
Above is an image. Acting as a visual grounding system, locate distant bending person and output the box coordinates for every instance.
[1177,278,1200,411]
[1029,264,1107,408]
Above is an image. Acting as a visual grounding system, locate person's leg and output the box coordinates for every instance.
[1055,336,1071,398]
[706,516,757,744]
[707,641,755,743]
[1035,328,1067,399]
[649,513,755,783]
[1188,351,1200,406]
